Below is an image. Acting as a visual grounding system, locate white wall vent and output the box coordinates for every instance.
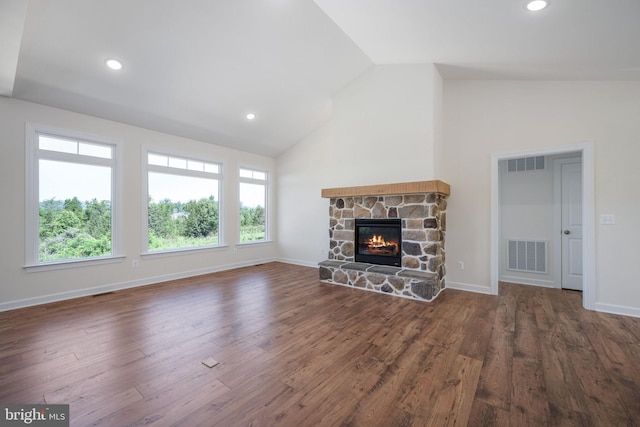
[507,156,545,172]
[507,240,547,273]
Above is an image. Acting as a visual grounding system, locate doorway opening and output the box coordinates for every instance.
[491,143,595,310]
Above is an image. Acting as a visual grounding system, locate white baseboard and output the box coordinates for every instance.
[452,281,640,318]
[500,275,557,288]
[446,281,495,295]
[594,302,640,319]
[276,257,321,268]
[0,258,276,312]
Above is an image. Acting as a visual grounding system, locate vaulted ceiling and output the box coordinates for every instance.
[2,0,639,156]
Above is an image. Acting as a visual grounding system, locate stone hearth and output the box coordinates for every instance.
[319,181,449,302]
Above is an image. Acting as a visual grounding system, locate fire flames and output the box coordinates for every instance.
[367,234,398,253]
[368,234,387,247]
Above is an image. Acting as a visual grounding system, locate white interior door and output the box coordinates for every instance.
[561,161,583,290]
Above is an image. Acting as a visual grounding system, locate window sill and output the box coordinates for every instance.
[24,255,126,273]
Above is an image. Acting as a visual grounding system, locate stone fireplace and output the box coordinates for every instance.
[319,180,450,302]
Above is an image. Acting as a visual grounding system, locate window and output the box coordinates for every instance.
[26,125,120,267]
[145,150,222,252]
[239,167,268,242]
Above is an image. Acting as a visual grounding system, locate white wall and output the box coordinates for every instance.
[443,81,640,315]
[279,78,640,316]
[277,64,443,265]
[330,63,442,185]
[0,97,277,310]
[277,123,332,265]
[7,77,639,316]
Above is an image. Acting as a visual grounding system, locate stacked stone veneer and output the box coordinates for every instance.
[319,193,447,302]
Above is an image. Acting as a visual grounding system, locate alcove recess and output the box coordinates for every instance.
[319,180,450,302]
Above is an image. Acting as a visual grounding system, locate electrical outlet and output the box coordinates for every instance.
[132,259,139,268]
[457,260,464,270]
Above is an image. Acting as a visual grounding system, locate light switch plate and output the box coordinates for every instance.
[600,214,615,225]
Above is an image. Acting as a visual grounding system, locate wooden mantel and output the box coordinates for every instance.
[321,180,450,198]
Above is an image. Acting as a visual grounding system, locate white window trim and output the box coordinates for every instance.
[24,123,124,271]
[142,146,224,255]
[238,166,270,243]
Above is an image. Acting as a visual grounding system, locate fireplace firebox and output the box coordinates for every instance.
[355,218,402,267]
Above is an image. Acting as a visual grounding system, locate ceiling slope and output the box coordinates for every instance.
[7,1,640,156]
[0,0,28,96]
[313,0,640,80]
[11,0,372,156]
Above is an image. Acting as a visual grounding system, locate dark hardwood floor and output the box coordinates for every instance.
[1,262,639,426]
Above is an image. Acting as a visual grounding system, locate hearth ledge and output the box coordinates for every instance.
[318,260,443,302]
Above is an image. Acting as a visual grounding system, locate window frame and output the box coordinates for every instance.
[238,166,270,244]
[24,123,124,272]
[142,147,224,256]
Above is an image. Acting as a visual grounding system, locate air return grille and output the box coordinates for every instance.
[507,240,547,273]
[507,156,545,172]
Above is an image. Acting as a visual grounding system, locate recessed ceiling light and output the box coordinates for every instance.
[246,113,256,120]
[105,59,123,70]
[525,0,549,11]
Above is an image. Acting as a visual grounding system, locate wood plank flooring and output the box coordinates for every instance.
[1,262,639,426]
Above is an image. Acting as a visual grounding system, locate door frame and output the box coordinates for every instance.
[490,142,595,310]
